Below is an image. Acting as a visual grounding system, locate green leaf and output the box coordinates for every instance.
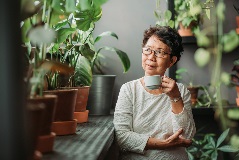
[78,0,92,11]
[209,136,216,147]
[93,0,108,7]
[93,46,130,73]
[54,20,68,31]
[216,2,225,21]
[195,33,210,47]
[50,9,67,26]
[164,10,172,21]
[194,48,211,67]
[65,0,76,12]
[74,55,92,86]
[211,151,218,160]
[218,145,238,152]
[75,6,102,31]
[56,28,76,43]
[216,128,229,147]
[94,31,118,43]
[223,30,239,52]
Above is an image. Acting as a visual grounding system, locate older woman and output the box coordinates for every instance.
[113,26,196,160]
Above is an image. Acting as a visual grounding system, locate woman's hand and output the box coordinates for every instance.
[161,75,181,99]
[164,128,192,148]
[145,129,192,150]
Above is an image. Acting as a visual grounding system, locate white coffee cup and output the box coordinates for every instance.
[144,75,162,90]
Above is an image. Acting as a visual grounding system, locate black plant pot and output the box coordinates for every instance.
[87,75,116,115]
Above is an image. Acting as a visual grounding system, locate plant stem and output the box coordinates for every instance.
[212,0,226,130]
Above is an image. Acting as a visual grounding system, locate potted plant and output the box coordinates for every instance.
[50,0,131,116]
[174,0,213,36]
[154,0,174,28]
[176,68,202,106]
[44,1,108,122]
[21,0,78,152]
[83,29,130,115]
[187,128,238,160]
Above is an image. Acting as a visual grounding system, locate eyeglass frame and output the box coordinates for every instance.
[142,47,171,58]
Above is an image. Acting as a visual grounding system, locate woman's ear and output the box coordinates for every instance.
[169,56,177,68]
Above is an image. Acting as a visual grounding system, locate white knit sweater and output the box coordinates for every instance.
[113,78,196,160]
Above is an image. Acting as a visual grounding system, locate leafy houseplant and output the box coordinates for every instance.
[21,0,76,155]
[154,0,174,28]
[174,0,206,36]
[48,0,130,116]
[187,128,238,160]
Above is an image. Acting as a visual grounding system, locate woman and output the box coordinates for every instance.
[113,26,196,160]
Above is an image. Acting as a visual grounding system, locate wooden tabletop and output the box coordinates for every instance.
[42,115,114,160]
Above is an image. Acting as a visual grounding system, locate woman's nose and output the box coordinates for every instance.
[148,52,156,61]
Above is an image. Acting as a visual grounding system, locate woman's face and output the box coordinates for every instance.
[142,35,176,76]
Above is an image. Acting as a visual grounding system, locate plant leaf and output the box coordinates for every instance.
[211,150,218,160]
[218,145,238,152]
[94,31,118,43]
[65,0,76,12]
[216,128,230,147]
[74,55,92,86]
[93,46,130,73]
[56,28,76,43]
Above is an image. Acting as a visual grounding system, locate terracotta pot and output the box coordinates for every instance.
[51,119,77,135]
[61,86,90,123]
[236,86,239,98]
[44,89,78,121]
[178,22,194,37]
[237,98,239,107]
[236,16,239,34]
[187,87,199,106]
[74,110,89,123]
[44,89,78,135]
[27,95,57,153]
[27,95,57,135]
[26,103,45,160]
[61,86,90,112]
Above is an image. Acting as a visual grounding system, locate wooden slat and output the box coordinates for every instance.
[42,115,114,160]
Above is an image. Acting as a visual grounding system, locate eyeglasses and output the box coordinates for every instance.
[142,47,170,58]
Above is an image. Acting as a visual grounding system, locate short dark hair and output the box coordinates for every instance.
[142,26,183,64]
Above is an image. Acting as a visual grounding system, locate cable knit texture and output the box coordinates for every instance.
[113,78,196,160]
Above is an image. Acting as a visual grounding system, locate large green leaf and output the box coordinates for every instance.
[74,6,102,31]
[94,31,118,43]
[92,46,130,73]
[56,28,76,43]
[74,55,92,86]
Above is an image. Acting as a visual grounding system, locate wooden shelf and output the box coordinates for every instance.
[182,36,197,44]
[42,115,114,160]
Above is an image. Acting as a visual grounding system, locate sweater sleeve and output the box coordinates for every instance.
[113,83,149,154]
[170,84,196,139]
